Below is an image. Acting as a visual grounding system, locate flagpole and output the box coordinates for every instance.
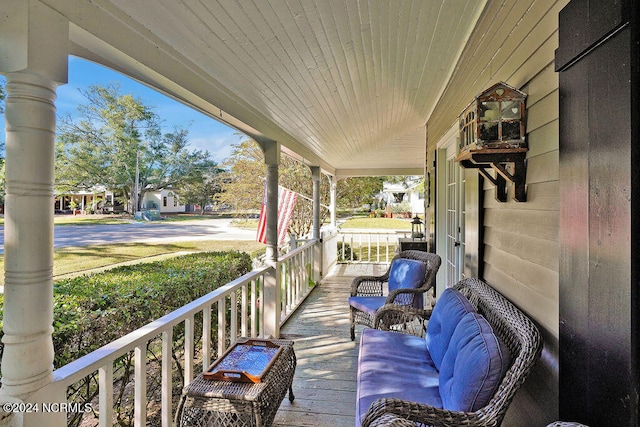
[277,184,330,210]
[258,176,330,210]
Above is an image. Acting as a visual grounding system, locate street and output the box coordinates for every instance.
[0,218,257,254]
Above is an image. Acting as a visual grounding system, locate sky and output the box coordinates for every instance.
[0,56,242,163]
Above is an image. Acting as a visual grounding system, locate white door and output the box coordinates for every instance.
[444,146,465,286]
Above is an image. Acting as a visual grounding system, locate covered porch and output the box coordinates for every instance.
[2,0,639,426]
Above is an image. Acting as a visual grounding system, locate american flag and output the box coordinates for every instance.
[256,185,297,245]
[256,184,268,244]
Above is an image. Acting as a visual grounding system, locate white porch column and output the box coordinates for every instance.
[256,139,280,338]
[329,175,337,228]
[0,1,68,425]
[310,167,322,282]
[310,166,321,240]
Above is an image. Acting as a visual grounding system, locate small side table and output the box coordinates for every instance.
[175,338,296,427]
[398,237,427,252]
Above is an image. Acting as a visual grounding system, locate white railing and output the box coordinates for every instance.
[336,229,411,263]
[279,240,315,323]
[33,240,318,427]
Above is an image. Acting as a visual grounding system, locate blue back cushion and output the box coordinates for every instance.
[425,288,476,371]
[387,258,426,307]
[439,312,512,412]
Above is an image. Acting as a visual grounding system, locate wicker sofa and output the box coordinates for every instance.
[356,277,542,427]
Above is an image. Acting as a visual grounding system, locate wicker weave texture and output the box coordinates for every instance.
[349,250,441,340]
[546,423,589,427]
[362,278,543,427]
[175,339,296,427]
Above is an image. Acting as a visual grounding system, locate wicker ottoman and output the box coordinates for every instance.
[175,339,296,427]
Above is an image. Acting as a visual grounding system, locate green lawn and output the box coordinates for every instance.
[0,213,237,226]
[339,217,413,230]
[52,215,133,226]
[0,240,265,285]
[0,214,411,285]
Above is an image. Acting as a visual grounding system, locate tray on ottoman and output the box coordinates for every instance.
[175,338,296,427]
[204,339,283,383]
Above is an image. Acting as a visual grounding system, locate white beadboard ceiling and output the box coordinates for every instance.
[43,0,487,176]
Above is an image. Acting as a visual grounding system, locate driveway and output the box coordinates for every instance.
[0,218,257,254]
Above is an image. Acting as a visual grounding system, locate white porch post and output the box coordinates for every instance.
[311,167,322,282]
[257,139,281,338]
[329,175,337,228]
[311,167,321,240]
[0,1,68,426]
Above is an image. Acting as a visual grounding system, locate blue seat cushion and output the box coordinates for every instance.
[388,258,427,309]
[349,258,428,315]
[425,288,476,371]
[348,296,386,316]
[356,328,442,426]
[439,312,512,412]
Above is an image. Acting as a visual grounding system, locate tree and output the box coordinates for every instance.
[216,138,266,214]
[217,138,333,238]
[55,83,217,212]
[336,176,386,211]
[175,163,224,213]
[279,153,331,238]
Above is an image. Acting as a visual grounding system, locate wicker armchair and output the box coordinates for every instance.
[362,277,543,427]
[349,250,441,341]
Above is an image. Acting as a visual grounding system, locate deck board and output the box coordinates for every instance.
[274,263,387,427]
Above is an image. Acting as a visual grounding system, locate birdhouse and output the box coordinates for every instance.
[458,82,527,153]
[456,82,528,203]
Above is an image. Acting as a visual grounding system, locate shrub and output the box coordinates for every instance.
[48,251,251,367]
[337,242,358,261]
[0,250,252,426]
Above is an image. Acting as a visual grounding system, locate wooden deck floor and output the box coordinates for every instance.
[273,263,387,427]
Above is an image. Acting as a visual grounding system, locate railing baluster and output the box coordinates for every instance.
[161,329,173,427]
[134,345,147,427]
[293,256,298,307]
[99,363,114,427]
[241,284,248,337]
[280,263,287,319]
[297,252,302,300]
[251,279,257,337]
[218,299,226,357]
[202,306,211,371]
[299,250,304,297]
[350,235,354,262]
[259,275,265,338]
[230,290,238,341]
[185,316,194,385]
